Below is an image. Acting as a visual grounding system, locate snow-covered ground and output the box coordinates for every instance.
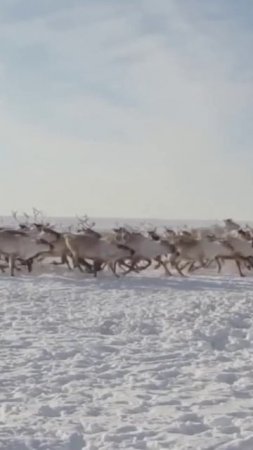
[1,267,253,450]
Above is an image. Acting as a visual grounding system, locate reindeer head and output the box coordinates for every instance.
[148,229,160,241]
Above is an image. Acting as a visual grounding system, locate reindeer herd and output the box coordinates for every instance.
[0,213,253,278]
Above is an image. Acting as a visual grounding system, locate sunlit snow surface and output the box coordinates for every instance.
[1,218,253,449]
[1,268,253,450]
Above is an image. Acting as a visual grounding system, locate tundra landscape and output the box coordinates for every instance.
[1,0,252,448]
[1,213,253,449]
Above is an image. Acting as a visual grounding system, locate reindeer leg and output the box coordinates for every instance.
[215,256,222,273]
[92,260,104,278]
[189,260,207,272]
[204,259,216,269]
[125,259,151,274]
[108,261,120,278]
[9,256,15,277]
[174,262,186,277]
[121,262,140,275]
[154,256,162,270]
[120,257,139,275]
[14,262,22,272]
[52,253,73,270]
[70,252,85,273]
[247,256,253,268]
[65,254,72,271]
[159,260,172,276]
[0,261,8,273]
[139,260,152,271]
[155,256,174,274]
[93,263,98,278]
[68,253,87,273]
[180,261,191,272]
[57,254,67,268]
[37,253,48,262]
[187,261,196,273]
[52,260,64,266]
[79,258,94,273]
[77,263,84,273]
[235,259,245,277]
[26,258,33,273]
[113,261,119,278]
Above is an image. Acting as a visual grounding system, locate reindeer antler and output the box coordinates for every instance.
[76,214,96,231]
[12,210,30,228]
[11,210,19,224]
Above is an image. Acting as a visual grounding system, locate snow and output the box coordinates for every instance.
[1,269,253,450]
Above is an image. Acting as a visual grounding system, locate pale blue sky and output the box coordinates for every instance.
[0,0,253,219]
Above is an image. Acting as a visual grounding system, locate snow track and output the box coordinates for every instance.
[1,274,253,449]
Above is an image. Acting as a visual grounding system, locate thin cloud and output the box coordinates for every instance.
[0,0,252,218]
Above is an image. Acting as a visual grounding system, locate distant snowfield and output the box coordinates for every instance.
[1,268,253,450]
[0,215,250,231]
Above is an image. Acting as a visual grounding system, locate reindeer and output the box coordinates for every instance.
[64,233,135,277]
[9,210,51,273]
[220,234,253,276]
[169,232,252,277]
[30,225,75,271]
[113,228,176,275]
[0,229,53,276]
[224,218,241,232]
[147,229,181,275]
